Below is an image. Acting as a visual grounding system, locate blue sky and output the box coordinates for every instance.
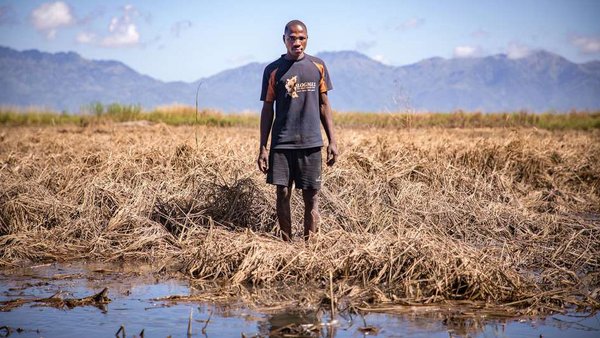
[1,0,599,82]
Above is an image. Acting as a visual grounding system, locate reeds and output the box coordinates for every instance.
[1,105,600,130]
[0,124,598,315]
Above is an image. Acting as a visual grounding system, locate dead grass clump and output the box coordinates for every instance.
[0,186,75,236]
[180,228,527,304]
[201,178,277,232]
[152,178,276,236]
[171,144,196,170]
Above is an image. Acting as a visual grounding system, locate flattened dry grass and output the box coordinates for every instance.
[0,124,599,315]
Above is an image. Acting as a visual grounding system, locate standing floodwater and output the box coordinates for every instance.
[0,262,598,337]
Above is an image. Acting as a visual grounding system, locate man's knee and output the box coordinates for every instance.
[302,189,319,207]
[276,185,292,202]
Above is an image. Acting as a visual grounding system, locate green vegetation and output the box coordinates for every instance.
[334,110,600,130]
[1,103,599,130]
[0,109,83,125]
[144,105,258,127]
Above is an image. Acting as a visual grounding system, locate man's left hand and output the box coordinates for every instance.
[326,142,338,166]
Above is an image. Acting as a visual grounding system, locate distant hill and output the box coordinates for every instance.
[1,45,599,112]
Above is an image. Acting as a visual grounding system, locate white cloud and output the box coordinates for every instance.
[398,17,425,31]
[453,45,480,58]
[76,31,95,44]
[30,1,73,39]
[506,42,531,59]
[571,35,600,54]
[101,5,140,47]
[373,54,389,64]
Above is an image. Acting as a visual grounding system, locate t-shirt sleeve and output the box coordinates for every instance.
[322,62,333,92]
[260,66,277,102]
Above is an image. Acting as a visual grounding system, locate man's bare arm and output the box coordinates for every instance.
[257,101,275,173]
[319,92,338,166]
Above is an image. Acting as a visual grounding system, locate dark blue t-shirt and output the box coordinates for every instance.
[260,54,333,149]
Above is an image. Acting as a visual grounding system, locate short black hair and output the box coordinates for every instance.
[284,20,307,35]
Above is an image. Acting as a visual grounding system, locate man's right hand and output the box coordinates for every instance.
[257,147,269,174]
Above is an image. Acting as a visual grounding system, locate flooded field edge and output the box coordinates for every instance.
[1,261,598,338]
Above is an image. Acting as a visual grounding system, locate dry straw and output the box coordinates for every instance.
[0,124,599,315]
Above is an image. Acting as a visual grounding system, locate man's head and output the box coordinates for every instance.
[283,20,307,60]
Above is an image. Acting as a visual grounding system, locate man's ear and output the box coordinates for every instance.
[282,34,286,43]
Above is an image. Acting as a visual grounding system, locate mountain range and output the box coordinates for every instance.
[1,45,599,113]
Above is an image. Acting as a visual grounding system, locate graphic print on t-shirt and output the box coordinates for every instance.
[285,76,298,98]
[285,75,317,99]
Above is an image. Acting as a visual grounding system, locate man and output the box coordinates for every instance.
[257,19,338,241]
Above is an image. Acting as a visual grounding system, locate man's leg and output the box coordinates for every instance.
[276,185,292,241]
[302,188,320,240]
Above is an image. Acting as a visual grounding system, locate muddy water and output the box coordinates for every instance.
[0,262,598,338]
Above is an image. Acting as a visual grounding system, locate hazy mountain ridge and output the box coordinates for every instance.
[1,45,599,112]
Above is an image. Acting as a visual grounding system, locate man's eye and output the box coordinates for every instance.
[287,36,306,42]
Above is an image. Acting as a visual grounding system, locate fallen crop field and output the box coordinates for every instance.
[0,124,599,315]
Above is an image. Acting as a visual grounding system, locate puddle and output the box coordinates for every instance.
[0,262,598,337]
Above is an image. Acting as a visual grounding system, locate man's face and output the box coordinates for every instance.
[283,24,307,59]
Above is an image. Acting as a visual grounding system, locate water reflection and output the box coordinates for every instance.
[0,262,598,338]
[258,310,339,337]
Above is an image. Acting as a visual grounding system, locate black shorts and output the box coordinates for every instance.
[267,147,322,190]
